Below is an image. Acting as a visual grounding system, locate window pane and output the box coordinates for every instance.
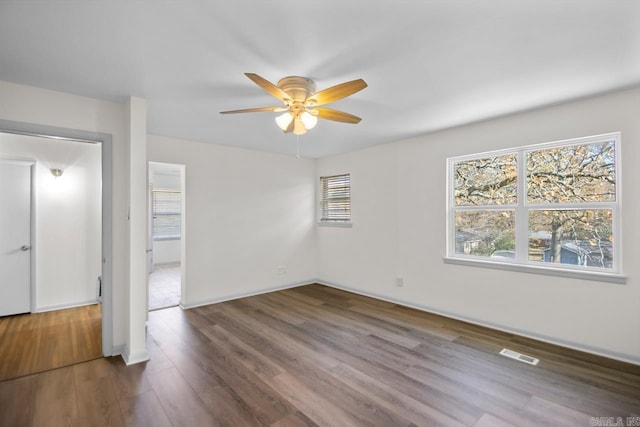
[454,154,517,206]
[321,174,351,221]
[528,209,613,268]
[153,189,181,239]
[527,140,615,204]
[153,214,181,238]
[455,210,515,257]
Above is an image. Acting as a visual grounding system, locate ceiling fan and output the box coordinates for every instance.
[220,73,367,135]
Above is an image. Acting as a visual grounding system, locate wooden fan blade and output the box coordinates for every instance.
[307,79,367,106]
[245,73,292,102]
[313,107,362,124]
[220,106,287,114]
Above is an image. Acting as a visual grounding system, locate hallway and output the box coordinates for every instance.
[148,266,180,311]
[0,304,102,381]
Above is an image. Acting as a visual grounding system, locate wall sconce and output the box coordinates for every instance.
[50,168,64,178]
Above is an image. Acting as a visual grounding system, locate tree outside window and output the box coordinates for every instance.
[449,134,619,272]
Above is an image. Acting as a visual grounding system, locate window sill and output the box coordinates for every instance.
[318,221,353,228]
[153,236,181,241]
[443,256,626,284]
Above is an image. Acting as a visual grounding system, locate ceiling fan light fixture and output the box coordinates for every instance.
[275,112,294,131]
[293,118,307,135]
[221,73,367,136]
[300,111,318,130]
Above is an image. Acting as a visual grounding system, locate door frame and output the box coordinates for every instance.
[0,119,114,357]
[148,161,186,308]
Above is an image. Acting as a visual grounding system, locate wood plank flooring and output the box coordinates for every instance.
[1,284,639,426]
[0,304,102,381]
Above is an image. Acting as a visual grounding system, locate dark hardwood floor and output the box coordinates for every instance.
[0,304,102,381]
[1,284,638,426]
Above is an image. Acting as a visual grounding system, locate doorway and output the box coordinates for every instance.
[148,162,185,311]
[0,119,113,367]
[0,132,104,380]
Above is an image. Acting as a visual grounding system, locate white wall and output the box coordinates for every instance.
[126,96,149,364]
[0,80,129,351]
[0,133,102,310]
[317,86,640,363]
[148,135,317,306]
[153,239,181,266]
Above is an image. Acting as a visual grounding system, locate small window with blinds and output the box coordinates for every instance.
[320,174,351,224]
[152,188,181,240]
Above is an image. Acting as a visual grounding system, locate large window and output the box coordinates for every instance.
[152,188,181,240]
[447,133,621,278]
[320,173,351,223]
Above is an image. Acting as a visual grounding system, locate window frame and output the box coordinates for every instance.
[152,187,182,241]
[445,132,625,284]
[318,173,352,227]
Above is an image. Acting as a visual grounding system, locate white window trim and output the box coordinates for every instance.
[318,221,353,228]
[153,236,181,241]
[446,132,625,284]
[443,256,626,284]
[318,173,352,227]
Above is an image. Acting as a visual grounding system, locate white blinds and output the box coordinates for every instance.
[152,188,181,239]
[320,174,351,222]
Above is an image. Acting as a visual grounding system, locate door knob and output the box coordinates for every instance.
[20,245,30,251]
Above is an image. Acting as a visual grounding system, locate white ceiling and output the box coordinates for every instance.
[1,1,638,158]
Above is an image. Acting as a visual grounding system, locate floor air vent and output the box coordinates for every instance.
[499,348,539,366]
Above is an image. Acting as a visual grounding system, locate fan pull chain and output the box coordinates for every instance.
[296,135,301,159]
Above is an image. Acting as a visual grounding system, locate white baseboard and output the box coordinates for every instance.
[121,348,150,365]
[153,262,180,268]
[315,280,640,367]
[109,344,125,357]
[35,299,100,313]
[181,279,314,310]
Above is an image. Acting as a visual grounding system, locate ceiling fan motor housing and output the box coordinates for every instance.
[277,76,316,104]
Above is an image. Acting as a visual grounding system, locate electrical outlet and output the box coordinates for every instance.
[277,266,287,275]
[395,277,404,287]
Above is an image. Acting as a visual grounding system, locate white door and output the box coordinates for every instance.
[0,160,32,316]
